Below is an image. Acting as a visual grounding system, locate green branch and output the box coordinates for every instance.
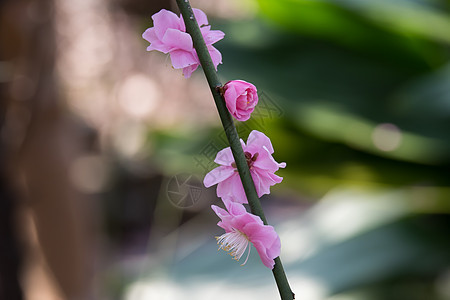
[174,1,294,299]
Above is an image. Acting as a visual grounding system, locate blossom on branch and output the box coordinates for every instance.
[212,201,280,269]
[204,130,286,203]
[223,80,258,121]
[142,8,224,78]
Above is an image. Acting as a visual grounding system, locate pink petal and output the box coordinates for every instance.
[236,94,249,109]
[228,80,255,96]
[211,204,229,219]
[251,168,283,197]
[202,28,225,45]
[224,85,238,115]
[216,176,233,198]
[216,173,247,203]
[245,223,278,246]
[235,112,252,122]
[204,166,235,188]
[200,25,211,37]
[267,172,283,184]
[221,193,247,205]
[211,205,234,232]
[216,220,230,232]
[182,64,199,78]
[162,28,193,52]
[143,28,170,53]
[253,147,283,172]
[220,195,236,206]
[253,240,276,269]
[169,49,198,69]
[146,42,170,53]
[192,8,209,26]
[250,170,266,197]
[142,27,156,43]
[246,223,280,269]
[152,9,183,40]
[224,201,247,216]
[214,147,234,165]
[266,235,281,260]
[179,8,208,32]
[234,112,251,122]
[230,173,248,203]
[233,93,255,122]
[232,213,262,231]
[207,45,222,70]
[246,130,274,154]
[248,87,258,106]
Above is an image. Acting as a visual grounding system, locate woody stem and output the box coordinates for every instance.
[174,1,294,299]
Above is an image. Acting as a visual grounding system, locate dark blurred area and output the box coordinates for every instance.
[1,0,449,299]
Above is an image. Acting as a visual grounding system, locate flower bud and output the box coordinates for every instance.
[223,80,258,121]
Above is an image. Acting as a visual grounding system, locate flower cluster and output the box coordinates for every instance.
[143,8,285,270]
[205,129,285,269]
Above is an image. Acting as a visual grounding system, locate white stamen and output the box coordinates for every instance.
[216,229,251,265]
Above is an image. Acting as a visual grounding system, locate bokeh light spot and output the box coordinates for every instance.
[69,155,111,194]
[117,74,161,119]
[371,123,402,151]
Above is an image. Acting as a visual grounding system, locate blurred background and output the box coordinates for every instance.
[1,0,450,299]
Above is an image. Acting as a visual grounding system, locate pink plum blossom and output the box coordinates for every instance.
[204,130,286,203]
[142,8,224,78]
[212,201,280,269]
[223,80,258,121]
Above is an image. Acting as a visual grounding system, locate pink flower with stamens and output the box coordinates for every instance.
[223,80,258,121]
[212,201,280,269]
[204,130,286,203]
[142,8,224,78]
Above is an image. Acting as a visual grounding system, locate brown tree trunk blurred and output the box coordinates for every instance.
[0,170,23,299]
[1,0,93,299]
